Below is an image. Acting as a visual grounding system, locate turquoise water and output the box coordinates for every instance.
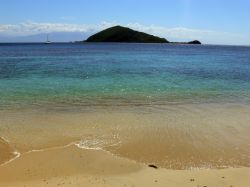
[0,43,250,108]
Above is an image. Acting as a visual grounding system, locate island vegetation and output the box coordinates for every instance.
[83,26,201,44]
[85,26,168,43]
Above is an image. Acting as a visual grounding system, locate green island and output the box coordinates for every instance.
[84,26,201,44]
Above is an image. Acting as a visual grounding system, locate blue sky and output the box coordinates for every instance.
[1,0,250,44]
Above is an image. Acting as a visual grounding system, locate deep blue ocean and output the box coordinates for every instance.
[0,43,250,108]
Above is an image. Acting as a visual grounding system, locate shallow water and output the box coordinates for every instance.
[1,43,250,108]
[0,43,250,169]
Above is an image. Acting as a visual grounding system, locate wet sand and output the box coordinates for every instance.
[0,137,17,165]
[0,103,250,185]
[0,144,249,187]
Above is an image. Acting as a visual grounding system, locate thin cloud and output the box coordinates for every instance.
[0,21,116,36]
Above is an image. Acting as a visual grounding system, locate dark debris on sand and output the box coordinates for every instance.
[148,164,158,169]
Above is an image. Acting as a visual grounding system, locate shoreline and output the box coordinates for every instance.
[0,102,250,169]
[0,137,246,170]
[0,102,250,186]
[0,144,249,187]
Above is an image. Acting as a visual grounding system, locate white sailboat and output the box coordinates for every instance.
[45,34,52,44]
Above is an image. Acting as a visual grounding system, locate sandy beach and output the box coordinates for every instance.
[0,144,250,187]
[0,103,250,186]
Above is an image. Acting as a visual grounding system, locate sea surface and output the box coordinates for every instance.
[0,43,250,109]
[0,43,250,169]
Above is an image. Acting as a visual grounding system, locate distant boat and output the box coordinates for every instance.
[45,34,52,44]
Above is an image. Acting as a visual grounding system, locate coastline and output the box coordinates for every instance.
[1,103,250,168]
[1,97,250,186]
[0,103,250,186]
[0,143,249,187]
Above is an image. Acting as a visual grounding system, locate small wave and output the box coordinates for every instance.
[75,140,104,150]
[75,136,121,151]
[25,142,76,154]
[0,136,21,166]
[0,151,21,166]
[0,135,121,167]
[0,136,10,143]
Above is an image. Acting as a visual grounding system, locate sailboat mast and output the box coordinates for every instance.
[45,33,51,44]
